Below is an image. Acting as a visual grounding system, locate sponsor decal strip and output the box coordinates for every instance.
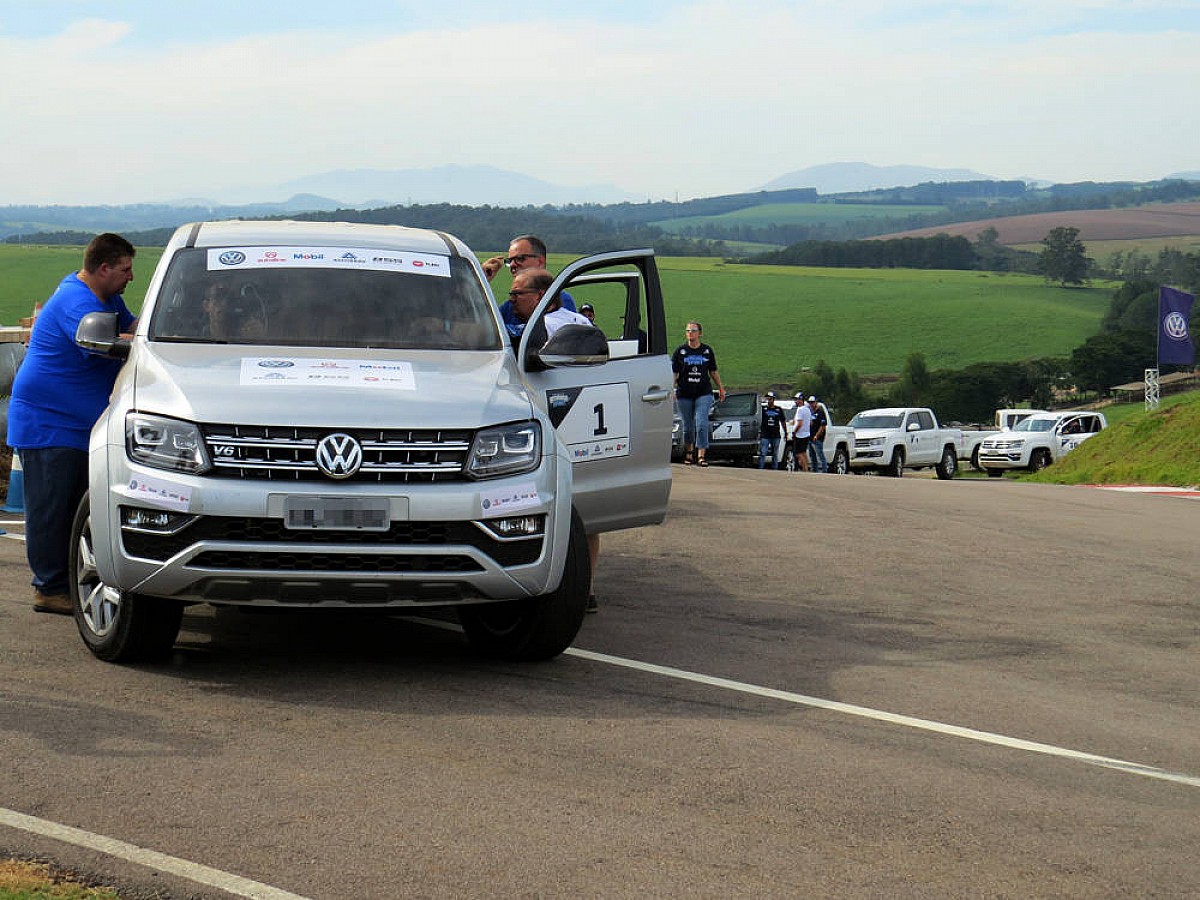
[208,246,450,277]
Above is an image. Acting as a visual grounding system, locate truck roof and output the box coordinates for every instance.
[173,219,468,257]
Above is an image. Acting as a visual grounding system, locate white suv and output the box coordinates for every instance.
[71,220,673,662]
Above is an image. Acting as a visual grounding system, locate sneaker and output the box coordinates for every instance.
[33,591,73,616]
[585,593,599,614]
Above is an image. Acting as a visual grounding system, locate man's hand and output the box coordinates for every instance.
[482,256,504,281]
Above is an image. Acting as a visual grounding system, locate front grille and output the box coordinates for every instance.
[189,550,483,573]
[202,424,473,482]
[120,513,543,568]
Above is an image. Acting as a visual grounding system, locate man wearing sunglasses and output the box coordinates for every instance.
[482,234,578,336]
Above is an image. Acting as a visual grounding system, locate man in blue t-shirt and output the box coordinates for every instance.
[8,233,138,614]
[481,234,576,337]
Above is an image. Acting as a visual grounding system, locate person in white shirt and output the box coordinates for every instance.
[506,269,591,339]
[790,391,813,472]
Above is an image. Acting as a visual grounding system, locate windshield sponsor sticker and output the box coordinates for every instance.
[479,482,541,516]
[122,474,192,513]
[208,247,450,277]
[240,357,416,389]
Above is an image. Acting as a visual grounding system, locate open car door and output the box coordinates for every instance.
[516,249,673,535]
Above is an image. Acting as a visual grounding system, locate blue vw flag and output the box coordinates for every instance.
[1158,286,1195,366]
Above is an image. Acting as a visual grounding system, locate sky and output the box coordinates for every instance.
[2,0,1199,206]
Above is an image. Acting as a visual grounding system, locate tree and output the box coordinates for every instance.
[1069,330,1156,394]
[892,352,931,405]
[1038,226,1091,286]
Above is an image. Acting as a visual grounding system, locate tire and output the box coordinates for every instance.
[985,468,1004,478]
[885,447,905,478]
[459,508,589,661]
[70,492,183,663]
[829,446,850,476]
[970,445,982,472]
[935,446,958,480]
[1029,448,1052,472]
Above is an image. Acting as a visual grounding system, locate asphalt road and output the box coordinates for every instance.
[1,468,1197,899]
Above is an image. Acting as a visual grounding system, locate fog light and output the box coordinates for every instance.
[121,506,196,534]
[476,515,545,540]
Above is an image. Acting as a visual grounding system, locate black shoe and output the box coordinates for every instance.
[585,593,599,614]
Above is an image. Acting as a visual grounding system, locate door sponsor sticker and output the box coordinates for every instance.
[122,474,192,513]
[547,383,631,463]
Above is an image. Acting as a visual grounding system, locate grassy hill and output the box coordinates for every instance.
[1,246,1113,389]
[1026,391,1200,487]
[652,202,947,231]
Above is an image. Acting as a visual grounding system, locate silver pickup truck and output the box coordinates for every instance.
[70,220,674,662]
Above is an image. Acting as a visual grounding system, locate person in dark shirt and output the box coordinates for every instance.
[758,391,787,470]
[806,396,829,473]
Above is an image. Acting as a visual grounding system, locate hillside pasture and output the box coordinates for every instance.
[2,246,1111,388]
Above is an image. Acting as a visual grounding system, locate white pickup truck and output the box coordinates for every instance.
[848,407,963,478]
[957,408,1048,470]
[978,410,1107,475]
[780,402,856,474]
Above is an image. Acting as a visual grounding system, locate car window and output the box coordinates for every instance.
[713,394,757,417]
[149,248,502,350]
[850,413,904,429]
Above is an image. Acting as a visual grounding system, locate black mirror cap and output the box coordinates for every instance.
[532,324,609,368]
[75,311,130,359]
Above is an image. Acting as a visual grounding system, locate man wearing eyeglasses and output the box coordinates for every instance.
[481,234,578,336]
[507,269,591,341]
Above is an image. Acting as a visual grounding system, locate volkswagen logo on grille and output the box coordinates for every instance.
[315,433,363,479]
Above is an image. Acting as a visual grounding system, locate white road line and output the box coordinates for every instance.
[408,616,1199,787]
[0,808,313,900]
[565,647,1200,788]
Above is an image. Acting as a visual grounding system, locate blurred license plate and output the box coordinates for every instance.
[284,497,390,531]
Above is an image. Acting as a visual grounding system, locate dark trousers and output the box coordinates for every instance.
[21,447,89,596]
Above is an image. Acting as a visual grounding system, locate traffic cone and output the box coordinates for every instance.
[3,450,24,513]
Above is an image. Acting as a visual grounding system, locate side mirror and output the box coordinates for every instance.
[906,420,921,432]
[75,311,130,359]
[530,324,609,368]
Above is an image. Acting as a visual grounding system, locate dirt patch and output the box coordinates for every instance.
[874,201,1200,245]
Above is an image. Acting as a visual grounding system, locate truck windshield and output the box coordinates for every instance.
[1013,418,1057,433]
[849,413,904,429]
[149,248,502,351]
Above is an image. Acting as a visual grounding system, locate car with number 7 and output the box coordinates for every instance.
[70,220,674,663]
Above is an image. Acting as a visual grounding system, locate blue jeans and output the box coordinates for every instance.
[677,393,715,450]
[808,439,829,473]
[20,447,89,596]
[758,436,780,469]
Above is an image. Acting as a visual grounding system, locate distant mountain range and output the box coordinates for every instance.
[762,162,1002,194]
[206,164,639,208]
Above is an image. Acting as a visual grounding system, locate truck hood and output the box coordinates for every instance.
[130,343,533,429]
[853,428,896,440]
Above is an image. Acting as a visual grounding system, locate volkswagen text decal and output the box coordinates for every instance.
[315,433,363,479]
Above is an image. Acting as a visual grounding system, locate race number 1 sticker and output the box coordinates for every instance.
[546,384,631,463]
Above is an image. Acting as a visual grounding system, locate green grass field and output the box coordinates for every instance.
[1,245,1113,387]
[652,201,947,232]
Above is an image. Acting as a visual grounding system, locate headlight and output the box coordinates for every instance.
[466,421,541,480]
[126,413,210,474]
[865,437,886,447]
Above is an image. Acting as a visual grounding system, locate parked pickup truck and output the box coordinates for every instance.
[781,402,856,474]
[955,408,1048,470]
[848,407,963,478]
[978,410,1106,475]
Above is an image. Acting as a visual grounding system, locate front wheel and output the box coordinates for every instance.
[1029,448,1052,472]
[935,446,958,480]
[970,445,983,471]
[70,492,183,663]
[829,447,850,476]
[459,508,589,661]
[885,447,905,478]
